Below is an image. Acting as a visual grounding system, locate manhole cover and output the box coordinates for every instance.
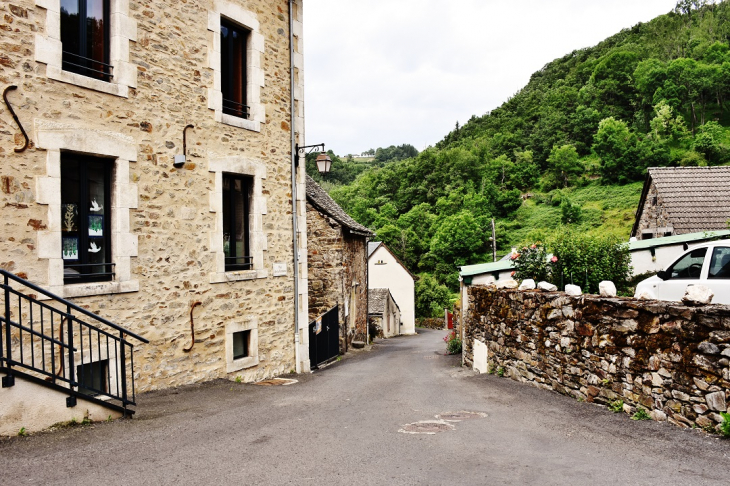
[436,411,488,422]
[398,420,455,435]
[253,378,298,386]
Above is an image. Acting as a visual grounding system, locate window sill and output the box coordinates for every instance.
[220,113,261,132]
[39,280,139,300]
[227,355,259,373]
[210,269,269,284]
[47,66,128,98]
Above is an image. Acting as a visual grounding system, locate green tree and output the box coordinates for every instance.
[414,273,451,318]
[593,117,643,184]
[546,144,583,189]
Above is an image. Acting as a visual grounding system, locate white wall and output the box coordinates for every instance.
[471,270,513,286]
[0,373,123,436]
[631,244,694,275]
[369,246,415,335]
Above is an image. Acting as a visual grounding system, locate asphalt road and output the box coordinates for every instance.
[1,328,730,485]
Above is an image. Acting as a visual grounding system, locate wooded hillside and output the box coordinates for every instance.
[308,1,730,314]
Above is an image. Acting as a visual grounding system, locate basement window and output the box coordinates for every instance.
[76,359,109,396]
[232,330,251,360]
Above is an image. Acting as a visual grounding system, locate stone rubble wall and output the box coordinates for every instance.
[463,286,730,430]
[306,203,368,349]
[0,0,306,392]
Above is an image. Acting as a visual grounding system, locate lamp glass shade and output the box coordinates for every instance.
[316,153,332,174]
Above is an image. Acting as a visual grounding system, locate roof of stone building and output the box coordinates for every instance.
[632,166,730,237]
[306,175,373,236]
[368,288,398,315]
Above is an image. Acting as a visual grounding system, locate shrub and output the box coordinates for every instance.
[550,228,632,294]
[443,330,462,355]
[511,243,554,282]
[720,412,730,437]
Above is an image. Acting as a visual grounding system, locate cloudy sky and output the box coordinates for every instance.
[302,0,680,156]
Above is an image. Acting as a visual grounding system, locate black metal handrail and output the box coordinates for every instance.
[0,269,148,413]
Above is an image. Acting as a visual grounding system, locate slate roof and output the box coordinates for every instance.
[368,288,393,316]
[368,241,382,258]
[306,175,373,236]
[633,167,730,237]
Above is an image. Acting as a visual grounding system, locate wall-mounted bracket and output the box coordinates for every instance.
[3,86,29,153]
[174,124,195,168]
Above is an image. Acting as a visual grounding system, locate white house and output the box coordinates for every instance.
[368,242,416,335]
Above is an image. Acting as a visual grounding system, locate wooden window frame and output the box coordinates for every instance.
[220,17,249,119]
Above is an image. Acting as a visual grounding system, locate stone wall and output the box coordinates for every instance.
[463,286,730,430]
[636,181,673,240]
[0,0,308,391]
[307,203,368,349]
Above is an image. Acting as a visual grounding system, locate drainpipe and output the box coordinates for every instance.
[289,0,301,373]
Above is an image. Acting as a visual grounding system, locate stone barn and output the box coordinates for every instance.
[632,166,730,240]
[306,175,372,354]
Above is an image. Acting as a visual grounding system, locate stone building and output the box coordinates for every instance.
[306,175,372,352]
[0,0,311,398]
[367,288,400,338]
[632,166,730,240]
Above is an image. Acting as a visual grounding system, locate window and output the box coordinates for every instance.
[207,2,265,131]
[60,0,111,81]
[225,320,259,372]
[232,330,251,360]
[61,154,113,283]
[667,247,707,280]
[76,359,109,396]
[222,174,252,271]
[221,18,249,119]
[708,247,730,279]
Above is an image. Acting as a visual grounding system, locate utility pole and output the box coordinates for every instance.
[491,218,497,263]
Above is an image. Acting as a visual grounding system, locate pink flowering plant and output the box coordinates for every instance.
[511,242,555,283]
[443,330,462,355]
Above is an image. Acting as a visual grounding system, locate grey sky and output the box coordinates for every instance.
[302,0,680,156]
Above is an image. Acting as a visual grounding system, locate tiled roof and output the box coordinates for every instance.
[644,166,730,234]
[306,175,373,236]
[368,288,391,315]
[368,241,382,258]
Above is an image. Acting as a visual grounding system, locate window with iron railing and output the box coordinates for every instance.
[60,0,112,81]
[61,154,114,283]
[223,174,253,271]
[221,18,250,119]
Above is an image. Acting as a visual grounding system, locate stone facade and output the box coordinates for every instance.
[307,202,369,349]
[463,286,730,430]
[635,181,674,240]
[0,0,309,392]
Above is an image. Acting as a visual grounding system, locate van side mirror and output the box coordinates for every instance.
[657,270,669,280]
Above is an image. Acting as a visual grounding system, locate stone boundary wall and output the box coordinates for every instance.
[463,286,730,430]
[416,318,445,330]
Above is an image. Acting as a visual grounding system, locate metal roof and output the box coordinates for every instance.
[628,230,730,251]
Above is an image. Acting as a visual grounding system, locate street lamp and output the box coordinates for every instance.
[295,143,331,175]
[316,153,332,174]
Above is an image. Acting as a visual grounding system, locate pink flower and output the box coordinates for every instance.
[531,244,537,249]
[551,256,558,263]
[510,271,516,277]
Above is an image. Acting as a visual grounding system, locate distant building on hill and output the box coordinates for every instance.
[632,167,730,240]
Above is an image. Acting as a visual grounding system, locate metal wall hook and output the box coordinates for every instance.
[174,124,195,168]
[2,86,29,153]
